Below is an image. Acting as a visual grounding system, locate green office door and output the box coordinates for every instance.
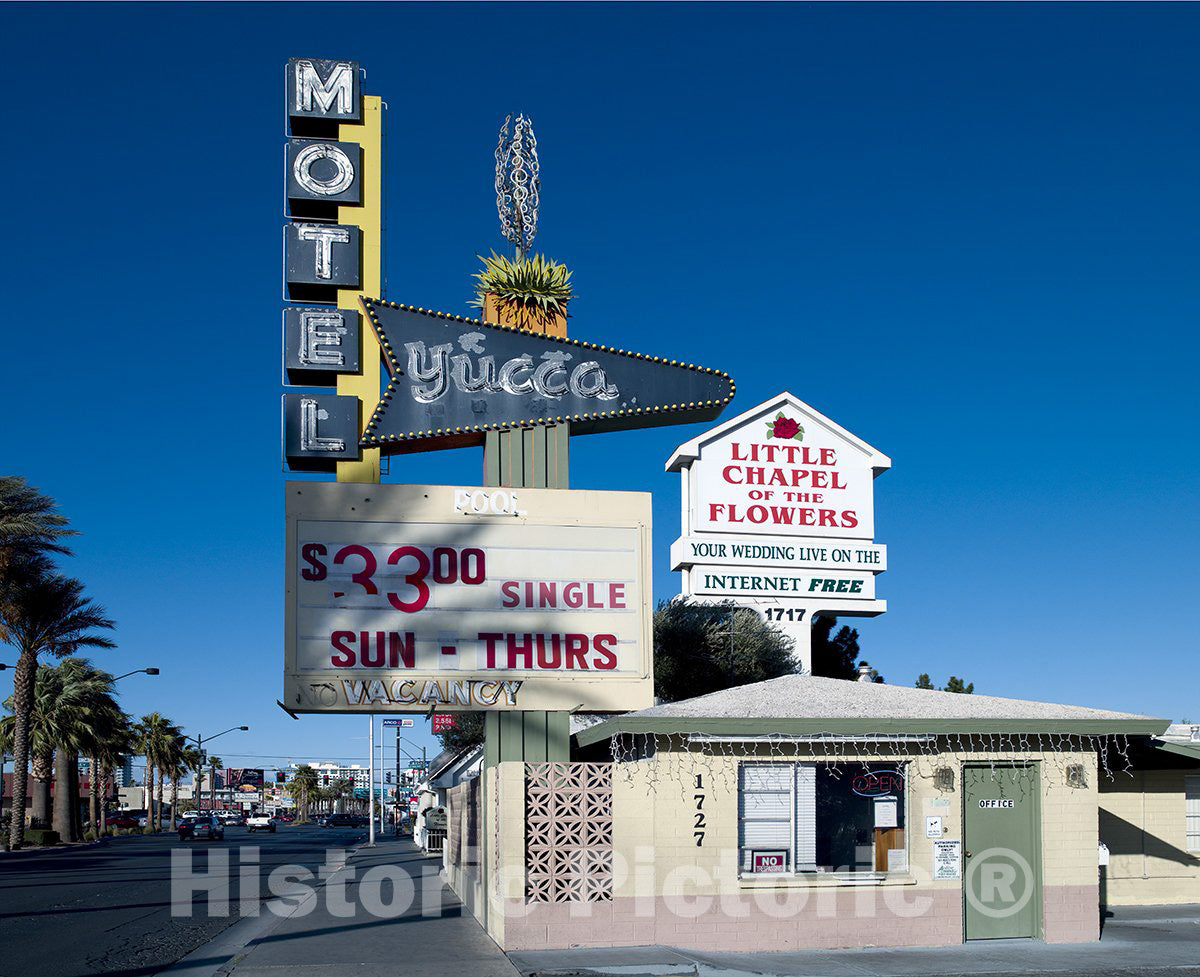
[963,764,1041,940]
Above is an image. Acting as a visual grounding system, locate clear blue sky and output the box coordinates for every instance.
[3,3,1197,774]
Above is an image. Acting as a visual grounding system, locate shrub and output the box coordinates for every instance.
[25,828,61,847]
[83,830,97,842]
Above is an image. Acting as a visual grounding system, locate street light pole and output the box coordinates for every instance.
[112,667,161,682]
[368,714,376,847]
[186,725,249,813]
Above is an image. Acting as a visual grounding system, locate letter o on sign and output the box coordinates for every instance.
[293,143,355,196]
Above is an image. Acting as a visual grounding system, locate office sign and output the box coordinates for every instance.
[359,301,735,451]
[284,481,653,713]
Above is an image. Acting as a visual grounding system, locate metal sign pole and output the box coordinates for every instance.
[367,713,375,846]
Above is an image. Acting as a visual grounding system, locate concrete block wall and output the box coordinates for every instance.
[1099,769,1200,906]
[473,746,1105,952]
[1040,753,1100,942]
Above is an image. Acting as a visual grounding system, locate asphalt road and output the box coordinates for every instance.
[0,823,367,977]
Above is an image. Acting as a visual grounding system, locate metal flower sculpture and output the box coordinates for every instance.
[494,114,540,261]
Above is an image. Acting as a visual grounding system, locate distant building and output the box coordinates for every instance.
[292,762,371,789]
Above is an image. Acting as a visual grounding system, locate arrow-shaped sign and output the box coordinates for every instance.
[360,300,736,451]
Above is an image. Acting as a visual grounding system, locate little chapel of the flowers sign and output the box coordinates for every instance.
[667,392,890,672]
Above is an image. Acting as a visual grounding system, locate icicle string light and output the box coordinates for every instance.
[607,730,1136,796]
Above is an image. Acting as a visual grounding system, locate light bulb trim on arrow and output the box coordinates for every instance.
[358,298,736,452]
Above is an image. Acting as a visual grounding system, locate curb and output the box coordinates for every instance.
[153,840,366,977]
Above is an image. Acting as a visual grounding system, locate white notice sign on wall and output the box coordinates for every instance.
[933,840,961,881]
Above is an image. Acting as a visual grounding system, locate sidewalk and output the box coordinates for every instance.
[212,836,517,977]
[506,904,1200,977]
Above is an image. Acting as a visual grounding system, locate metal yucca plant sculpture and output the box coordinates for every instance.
[494,114,540,261]
[470,251,573,317]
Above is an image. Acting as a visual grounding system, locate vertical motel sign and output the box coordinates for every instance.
[282,58,381,478]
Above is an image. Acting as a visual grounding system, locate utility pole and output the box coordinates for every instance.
[367,713,375,847]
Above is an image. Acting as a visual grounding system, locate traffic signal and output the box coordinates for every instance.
[323,774,329,785]
[385,772,392,784]
[276,771,286,784]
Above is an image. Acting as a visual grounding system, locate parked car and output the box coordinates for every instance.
[179,815,225,842]
[247,813,276,833]
[106,812,141,829]
[324,813,362,827]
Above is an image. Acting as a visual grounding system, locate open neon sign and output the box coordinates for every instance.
[851,769,904,797]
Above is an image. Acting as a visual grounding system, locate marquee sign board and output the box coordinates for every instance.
[359,301,736,452]
[668,393,890,672]
[283,481,654,713]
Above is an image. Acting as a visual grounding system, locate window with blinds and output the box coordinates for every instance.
[739,764,793,873]
[1186,775,1200,853]
[739,761,906,876]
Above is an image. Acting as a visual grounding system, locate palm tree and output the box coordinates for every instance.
[92,716,133,835]
[134,713,181,832]
[183,746,205,819]
[0,718,9,833]
[1,568,114,849]
[165,736,189,831]
[43,660,127,841]
[207,755,223,813]
[288,765,318,822]
[0,477,74,577]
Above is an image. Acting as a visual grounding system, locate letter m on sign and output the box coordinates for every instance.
[288,59,360,123]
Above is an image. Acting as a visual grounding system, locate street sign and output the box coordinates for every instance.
[382,718,414,727]
[358,301,735,452]
[283,481,653,713]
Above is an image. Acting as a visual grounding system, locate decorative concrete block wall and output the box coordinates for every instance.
[525,762,614,903]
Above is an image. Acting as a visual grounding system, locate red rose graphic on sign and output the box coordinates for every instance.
[766,412,804,441]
